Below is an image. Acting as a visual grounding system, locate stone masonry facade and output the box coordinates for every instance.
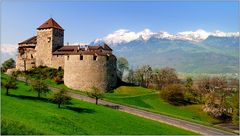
[16,18,117,91]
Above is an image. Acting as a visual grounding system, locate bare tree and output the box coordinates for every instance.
[133,65,153,87]
[155,67,179,89]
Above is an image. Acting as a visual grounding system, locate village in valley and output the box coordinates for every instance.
[1,1,239,135]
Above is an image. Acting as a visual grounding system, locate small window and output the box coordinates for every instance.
[93,55,97,61]
[106,56,109,61]
[80,55,83,60]
[57,55,58,57]
[31,54,33,59]
[67,55,69,60]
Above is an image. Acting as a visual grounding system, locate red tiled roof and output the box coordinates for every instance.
[88,46,103,50]
[52,45,113,56]
[18,36,37,45]
[37,18,64,30]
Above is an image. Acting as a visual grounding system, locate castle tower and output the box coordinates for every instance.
[35,18,64,67]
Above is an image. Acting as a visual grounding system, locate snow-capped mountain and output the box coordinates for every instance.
[91,29,239,74]
[92,29,239,45]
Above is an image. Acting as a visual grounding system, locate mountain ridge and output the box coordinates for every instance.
[91,30,239,74]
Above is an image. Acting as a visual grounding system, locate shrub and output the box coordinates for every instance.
[160,84,186,106]
[25,66,63,80]
[53,76,63,84]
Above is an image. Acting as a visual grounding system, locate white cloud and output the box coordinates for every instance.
[1,44,18,55]
[1,44,18,63]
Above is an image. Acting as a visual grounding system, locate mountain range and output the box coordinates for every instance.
[91,29,239,74]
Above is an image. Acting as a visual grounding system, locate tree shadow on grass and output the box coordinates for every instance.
[65,106,95,114]
[8,94,50,103]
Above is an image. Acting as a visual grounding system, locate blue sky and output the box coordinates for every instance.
[1,0,239,44]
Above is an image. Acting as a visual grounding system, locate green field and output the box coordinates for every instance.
[40,76,221,125]
[104,86,221,125]
[1,75,197,135]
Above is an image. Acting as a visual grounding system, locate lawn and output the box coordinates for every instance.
[16,73,221,125]
[104,86,222,125]
[1,75,197,135]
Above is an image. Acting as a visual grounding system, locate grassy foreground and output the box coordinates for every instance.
[41,76,221,125]
[104,86,221,125]
[1,76,197,135]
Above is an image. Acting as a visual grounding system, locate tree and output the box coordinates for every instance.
[231,92,239,124]
[1,76,17,96]
[196,76,234,119]
[1,58,15,72]
[87,87,104,105]
[117,57,129,80]
[29,79,50,98]
[185,77,193,88]
[133,65,153,87]
[52,88,71,108]
[126,68,134,84]
[155,67,179,89]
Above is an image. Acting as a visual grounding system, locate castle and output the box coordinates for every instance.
[16,18,117,91]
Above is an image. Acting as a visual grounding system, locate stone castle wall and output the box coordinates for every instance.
[51,55,65,69]
[64,54,117,91]
[35,29,53,67]
[16,47,36,71]
[35,28,64,67]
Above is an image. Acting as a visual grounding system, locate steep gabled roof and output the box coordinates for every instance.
[18,36,37,45]
[102,43,112,51]
[37,18,64,30]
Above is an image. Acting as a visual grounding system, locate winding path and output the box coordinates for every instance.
[49,86,235,135]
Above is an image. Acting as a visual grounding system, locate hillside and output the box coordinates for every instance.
[104,86,221,125]
[1,75,196,135]
[92,30,239,74]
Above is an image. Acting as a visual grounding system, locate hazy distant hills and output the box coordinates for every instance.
[91,29,239,74]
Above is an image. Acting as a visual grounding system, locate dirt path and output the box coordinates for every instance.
[49,86,235,135]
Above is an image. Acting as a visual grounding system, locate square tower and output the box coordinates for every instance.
[35,18,64,67]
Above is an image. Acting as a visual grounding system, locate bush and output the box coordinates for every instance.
[160,84,186,106]
[160,84,199,106]
[25,66,63,80]
[53,76,63,84]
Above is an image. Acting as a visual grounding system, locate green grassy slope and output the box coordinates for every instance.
[1,77,196,135]
[104,86,221,125]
